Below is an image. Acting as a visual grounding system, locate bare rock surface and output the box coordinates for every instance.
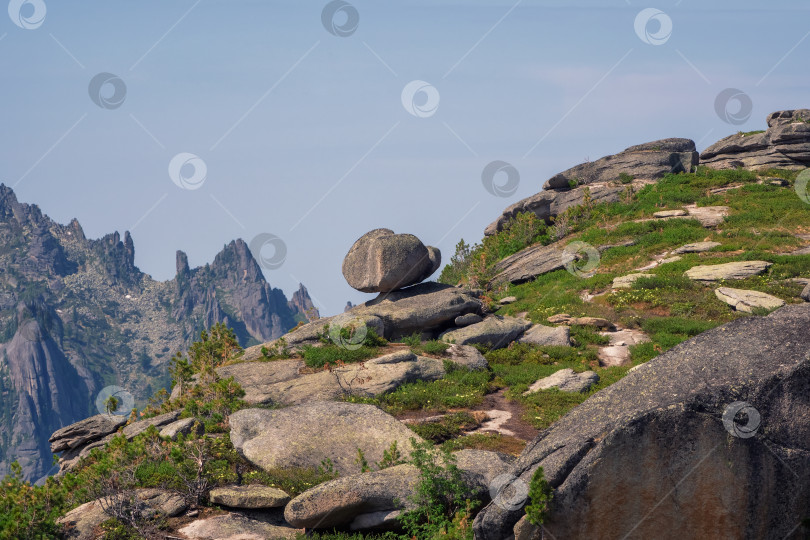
[612,273,655,289]
[229,402,423,477]
[672,241,722,254]
[523,368,599,394]
[474,303,810,540]
[685,261,771,282]
[179,511,301,540]
[440,315,531,350]
[597,329,650,367]
[518,324,571,347]
[209,485,290,509]
[715,287,786,313]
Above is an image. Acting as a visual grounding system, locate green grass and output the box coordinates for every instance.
[408,412,480,443]
[300,343,380,369]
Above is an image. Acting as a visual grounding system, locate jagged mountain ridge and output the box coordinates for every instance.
[0,184,316,482]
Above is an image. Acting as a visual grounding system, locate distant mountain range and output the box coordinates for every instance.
[0,184,316,482]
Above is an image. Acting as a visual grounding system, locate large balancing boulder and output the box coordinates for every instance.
[342,228,441,293]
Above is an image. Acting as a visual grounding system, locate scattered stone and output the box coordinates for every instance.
[542,138,698,190]
[612,273,655,289]
[446,344,489,370]
[597,329,651,367]
[547,314,572,324]
[499,296,518,305]
[488,241,568,285]
[802,283,810,302]
[179,512,301,540]
[653,209,687,218]
[474,303,810,540]
[209,485,290,509]
[635,205,728,228]
[672,241,722,254]
[685,261,771,282]
[229,402,422,476]
[518,325,571,347]
[715,287,786,313]
[440,315,531,350]
[159,417,201,440]
[342,229,441,293]
[570,317,617,332]
[701,109,810,170]
[454,313,483,327]
[523,368,599,394]
[790,246,810,256]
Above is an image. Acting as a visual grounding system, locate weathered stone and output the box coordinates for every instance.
[121,410,182,439]
[49,414,128,454]
[597,328,650,367]
[518,325,571,347]
[57,489,187,540]
[285,450,512,530]
[685,261,771,282]
[446,344,489,370]
[342,229,440,293]
[159,417,202,440]
[209,485,290,509]
[636,205,729,228]
[484,184,625,236]
[454,313,483,327]
[215,359,304,402]
[230,403,423,476]
[547,314,572,324]
[499,296,517,305]
[543,138,698,190]
[672,241,722,254]
[653,209,687,218]
[488,242,567,285]
[715,287,786,313]
[701,110,810,170]
[474,303,810,540]
[440,315,531,350]
[802,282,810,302]
[179,512,301,540]
[523,368,599,394]
[611,273,655,289]
[571,317,616,331]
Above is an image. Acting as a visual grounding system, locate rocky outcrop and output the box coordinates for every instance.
[229,402,423,476]
[701,109,810,170]
[179,512,301,540]
[715,287,785,313]
[672,241,721,254]
[209,485,290,509]
[684,260,771,281]
[440,315,531,350]
[474,303,810,539]
[342,229,441,293]
[544,138,699,190]
[612,273,655,289]
[288,283,320,321]
[803,282,810,302]
[484,184,625,236]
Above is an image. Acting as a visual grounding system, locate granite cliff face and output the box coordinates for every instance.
[0,184,314,481]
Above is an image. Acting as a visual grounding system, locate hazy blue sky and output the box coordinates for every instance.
[2,0,808,315]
